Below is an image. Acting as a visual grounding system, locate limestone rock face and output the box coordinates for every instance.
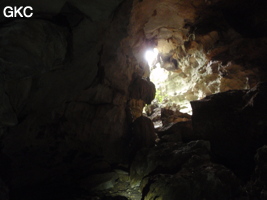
[130,116,157,155]
[129,0,267,114]
[0,19,68,78]
[0,0,132,155]
[128,77,156,120]
[0,19,68,126]
[128,99,146,121]
[0,0,134,197]
[129,78,156,105]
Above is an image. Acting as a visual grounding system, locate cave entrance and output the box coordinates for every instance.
[142,33,251,128]
[142,36,220,128]
[146,47,193,114]
[143,43,199,128]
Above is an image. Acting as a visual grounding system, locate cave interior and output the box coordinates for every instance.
[0,0,267,199]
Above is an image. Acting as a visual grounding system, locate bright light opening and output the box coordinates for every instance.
[150,64,168,87]
[143,47,194,129]
[145,48,158,68]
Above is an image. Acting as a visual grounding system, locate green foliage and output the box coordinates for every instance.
[155,90,167,103]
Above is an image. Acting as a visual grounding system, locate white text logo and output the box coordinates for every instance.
[3,6,33,18]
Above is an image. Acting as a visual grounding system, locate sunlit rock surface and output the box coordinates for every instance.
[129,0,267,114]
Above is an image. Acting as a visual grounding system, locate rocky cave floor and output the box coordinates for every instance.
[90,83,267,200]
[1,82,265,200]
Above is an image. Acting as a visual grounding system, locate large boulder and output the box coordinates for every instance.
[129,78,156,104]
[130,140,210,187]
[141,161,241,200]
[130,116,157,156]
[157,121,194,143]
[130,139,243,199]
[191,82,267,178]
[161,107,191,126]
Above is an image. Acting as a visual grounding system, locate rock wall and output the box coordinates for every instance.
[129,0,267,114]
[0,0,138,197]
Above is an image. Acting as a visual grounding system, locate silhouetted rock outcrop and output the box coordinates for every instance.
[191,82,267,179]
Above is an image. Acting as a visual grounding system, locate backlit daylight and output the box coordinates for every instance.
[143,34,251,127]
